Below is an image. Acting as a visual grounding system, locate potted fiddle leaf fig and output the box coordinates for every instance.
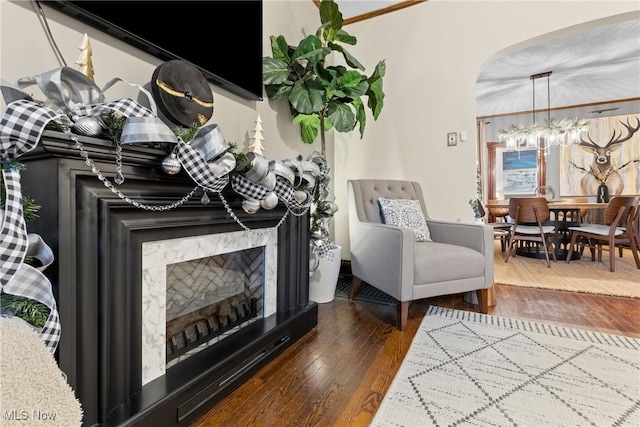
[262,0,385,302]
[262,0,385,158]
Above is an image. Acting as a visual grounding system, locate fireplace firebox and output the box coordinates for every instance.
[20,132,318,426]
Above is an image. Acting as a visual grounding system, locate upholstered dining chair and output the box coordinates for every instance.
[477,199,512,252]
[565,195,640,272]
[347,179,494,331]
[504,197,557,268]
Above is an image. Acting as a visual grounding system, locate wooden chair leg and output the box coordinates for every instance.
[476,288,490,314]
[396,301,409,331]
[540,237,552,268]
[609,238,616,272]
[349,276,363,300]
[504,235,515,263]
[565,232,579,263]
[630,238,640,269]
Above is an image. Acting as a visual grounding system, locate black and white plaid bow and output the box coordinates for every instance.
[0,69,167,353]
[0,96,74,352]
[175,124,234,193]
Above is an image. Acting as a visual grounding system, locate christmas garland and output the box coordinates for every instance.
[0,67,337,352]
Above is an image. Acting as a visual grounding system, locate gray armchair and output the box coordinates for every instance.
[347,179,494,330]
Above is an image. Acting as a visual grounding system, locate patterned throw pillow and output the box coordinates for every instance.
[378,197,432,242]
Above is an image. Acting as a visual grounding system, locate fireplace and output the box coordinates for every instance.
[142,228,278,382]
[162,245,265,366]
[21,132,318,426]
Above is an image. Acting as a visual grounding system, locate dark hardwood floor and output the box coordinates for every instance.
[191,285,640,427]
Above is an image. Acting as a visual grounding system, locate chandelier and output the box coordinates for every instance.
[498,71,590,154]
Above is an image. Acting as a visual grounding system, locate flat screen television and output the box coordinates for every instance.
[44,0,263,101]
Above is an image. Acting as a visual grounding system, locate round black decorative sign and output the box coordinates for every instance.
[151,60,214,127]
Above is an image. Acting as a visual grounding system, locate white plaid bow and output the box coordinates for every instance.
[1,70,163,353]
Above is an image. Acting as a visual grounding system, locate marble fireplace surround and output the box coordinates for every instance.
[141,228,279,385]
[21,133,318,427]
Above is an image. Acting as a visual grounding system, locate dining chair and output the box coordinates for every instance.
[615,197,640,258]
[565,196,640,272]
[554,197,589,255]
[555,197,589,223]
[486,199,510,223]
[477,199,512,252]
[504,197,557,268]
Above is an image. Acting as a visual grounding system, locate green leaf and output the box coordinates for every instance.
[334,29,356,45]
[369,59,387,83]
[265,82,292,100]
[289,80,325,114]
[293,113,321,144]
[319,0,343,42]
[323,116,333,132]
[263,57,290,85]
[292,35,325,63]
[343,79,369,98]
[367,79,385,120]
[327,102,356,132]
[353,98,367,138]
[331,89,346,98]
[314,64,337,87]
[270,35,290,62]
[328,42,365,71]
[340,70,362,88]
[367,61,386,119]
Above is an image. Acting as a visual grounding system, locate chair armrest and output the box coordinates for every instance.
[427,219,493,256]
[349,221,415,297]
[427,220,494,289]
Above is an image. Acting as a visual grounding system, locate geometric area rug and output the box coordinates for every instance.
[371,307,640,427]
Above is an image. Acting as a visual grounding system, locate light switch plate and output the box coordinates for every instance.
[447,132,457,146]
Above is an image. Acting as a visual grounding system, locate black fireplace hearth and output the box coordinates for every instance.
[20,132,318,426]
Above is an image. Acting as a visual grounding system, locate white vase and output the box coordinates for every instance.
[309,245,342,304]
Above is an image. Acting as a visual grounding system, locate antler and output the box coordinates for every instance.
[606,116,640,147]
[578,133,598,148]
[579,116,640,148]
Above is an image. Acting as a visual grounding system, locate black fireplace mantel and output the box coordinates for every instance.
[20,131,318,426]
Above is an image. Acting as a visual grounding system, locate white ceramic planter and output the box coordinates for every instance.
[309,245,342,304]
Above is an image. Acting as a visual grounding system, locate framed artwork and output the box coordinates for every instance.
[502,149,538,195]
[559,114,640,196]
[486,142,547,200]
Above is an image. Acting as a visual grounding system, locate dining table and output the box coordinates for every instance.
[487,200,607,260]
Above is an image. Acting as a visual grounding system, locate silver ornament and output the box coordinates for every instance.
[74,116,103,137]
[258,171,276,190]
[162,153,182,175]
[242,199,261,214]
[294,190,309,203]
[260,192,279,210]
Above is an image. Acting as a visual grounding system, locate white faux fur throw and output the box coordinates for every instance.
[0,317,83,426]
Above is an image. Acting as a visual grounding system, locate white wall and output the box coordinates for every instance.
[332,1,639,257]
[2,0,638,260]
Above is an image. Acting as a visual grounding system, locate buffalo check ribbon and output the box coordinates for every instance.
[0,97,73,353]
[175,124,235,193]
[0,68,163,353]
